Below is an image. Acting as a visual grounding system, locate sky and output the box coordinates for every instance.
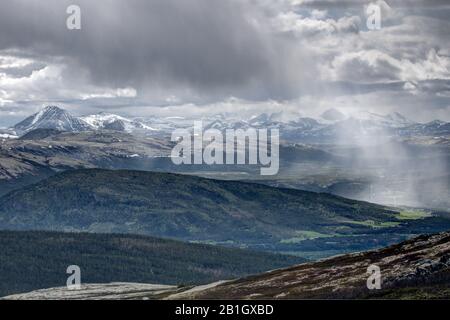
[0,0,450,126]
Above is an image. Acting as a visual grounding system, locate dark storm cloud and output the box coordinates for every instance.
[0,0,449,124]
[0,62,46,78]
[0,0,312,102]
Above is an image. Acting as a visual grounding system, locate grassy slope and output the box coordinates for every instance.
[0,230,305,297]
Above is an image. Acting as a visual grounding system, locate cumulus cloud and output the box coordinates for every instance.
[324,49,450,83]
[273,11,361,36]
[0,54,137,104]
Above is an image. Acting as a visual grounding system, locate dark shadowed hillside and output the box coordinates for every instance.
[0,230,304,297]
[0,169,395,240]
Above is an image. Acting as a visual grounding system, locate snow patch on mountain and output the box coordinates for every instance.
[355,111,414,128]
[81,112,157,132]
[14,106,92,134]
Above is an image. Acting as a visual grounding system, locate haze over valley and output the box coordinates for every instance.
[1,106,449,209]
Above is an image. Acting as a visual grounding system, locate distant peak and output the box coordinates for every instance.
[354,110,413,127]
[428,119,446,125]
[321,108,346,121]
[42,105,65,112]
[13,105,91,134]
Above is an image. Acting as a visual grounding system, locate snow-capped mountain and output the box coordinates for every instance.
[248,113,274,126]
[13,106,92,134]
[397,120,450,137]
[80,112,156,133]
[356,111,414,128]
[9,106,449,143]
[246,111,305,127]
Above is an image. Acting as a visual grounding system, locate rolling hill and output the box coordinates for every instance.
[0,130,173,196]
[0,168,395,238]
[1,169,449,258]
[0,128,339,197]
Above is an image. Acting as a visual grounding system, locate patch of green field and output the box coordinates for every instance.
[344,219,400,228]
[280,230,333,244]
[395,210,432,220]
[190,240,237,246]
[280,250,352,260]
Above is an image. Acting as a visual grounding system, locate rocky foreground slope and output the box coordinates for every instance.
[171,231,450,299]
[3,231,450,300]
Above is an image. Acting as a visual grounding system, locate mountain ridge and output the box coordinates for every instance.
[13,106,92,134]
[6,106,450,142]
[0,168,396,241]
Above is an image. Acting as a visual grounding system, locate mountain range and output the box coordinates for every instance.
[3,106,450,143]
[1,114,449,209]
